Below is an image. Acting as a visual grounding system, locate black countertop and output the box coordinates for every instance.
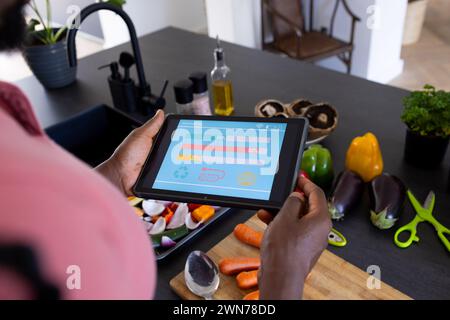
[16,27,450,300]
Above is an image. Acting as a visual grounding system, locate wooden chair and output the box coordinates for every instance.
[261,0,361,74]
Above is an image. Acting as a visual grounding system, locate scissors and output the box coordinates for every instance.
[394,190,450,251]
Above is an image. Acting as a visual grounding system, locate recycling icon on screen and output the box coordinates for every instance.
[174,165,189,179]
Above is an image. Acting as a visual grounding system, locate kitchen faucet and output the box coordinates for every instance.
[67,3,166,114]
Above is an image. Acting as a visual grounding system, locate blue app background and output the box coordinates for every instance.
[152,120,287,200]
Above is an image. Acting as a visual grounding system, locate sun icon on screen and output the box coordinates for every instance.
[237,172,257,186]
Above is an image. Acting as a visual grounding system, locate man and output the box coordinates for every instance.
[0,0,331,299]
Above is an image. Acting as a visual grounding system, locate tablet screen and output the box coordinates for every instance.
[152,119,287,200]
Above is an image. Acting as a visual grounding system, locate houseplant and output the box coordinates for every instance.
[401,84,450,167]
[23,0,125,89]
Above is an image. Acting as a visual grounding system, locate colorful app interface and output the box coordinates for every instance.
[153,120,287,200]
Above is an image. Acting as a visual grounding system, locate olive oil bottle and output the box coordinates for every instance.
[211,36,234,116]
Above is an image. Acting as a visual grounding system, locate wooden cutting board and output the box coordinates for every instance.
[170,215,411,300]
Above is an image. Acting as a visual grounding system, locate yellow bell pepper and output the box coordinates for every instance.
[345,132,383,182]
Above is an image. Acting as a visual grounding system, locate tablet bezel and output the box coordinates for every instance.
[133,114,309,211]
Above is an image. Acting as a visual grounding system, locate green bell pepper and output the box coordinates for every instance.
[301,144,334,189]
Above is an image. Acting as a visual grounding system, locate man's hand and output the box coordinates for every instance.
[96,110,165,196]
[258,176,332,300]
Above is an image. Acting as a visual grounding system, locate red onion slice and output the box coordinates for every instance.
[161,236,177,248]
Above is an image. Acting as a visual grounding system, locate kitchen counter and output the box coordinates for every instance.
[16,27,450,300]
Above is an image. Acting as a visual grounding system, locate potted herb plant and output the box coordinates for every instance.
[23,0,125,89]
[401,85,450,167]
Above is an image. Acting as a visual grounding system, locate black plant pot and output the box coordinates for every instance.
[22,31,76,89]
[404,129,449,168]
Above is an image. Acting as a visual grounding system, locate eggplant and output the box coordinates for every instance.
[328,170,365,220]
[369,173,406,229]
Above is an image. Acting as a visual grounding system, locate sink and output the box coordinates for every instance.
[45,105,142,167]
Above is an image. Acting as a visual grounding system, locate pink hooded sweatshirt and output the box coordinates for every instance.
[0,81,156,299]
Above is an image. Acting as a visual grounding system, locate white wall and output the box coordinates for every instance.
[33,0,104,39]
[313,0,407,82]
[310,0,375,78]
[206,0,261,49]
[101,0,208,48]
[366,0,407,82]
[205,0,407,84]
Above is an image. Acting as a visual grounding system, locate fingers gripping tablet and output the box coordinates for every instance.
[133,115,308,210]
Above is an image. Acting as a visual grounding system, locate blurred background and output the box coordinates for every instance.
[0,0,449,91]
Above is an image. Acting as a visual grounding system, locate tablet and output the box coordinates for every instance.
[133,115,308,210]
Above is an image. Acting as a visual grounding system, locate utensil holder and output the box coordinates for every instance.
[108,77,138,113]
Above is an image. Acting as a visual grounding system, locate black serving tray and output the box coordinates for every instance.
[152,207,231,260]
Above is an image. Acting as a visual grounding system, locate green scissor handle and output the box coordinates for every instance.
[328,228,347,247]
[407,190,450,252]
[395,190,450,252]
[427,215,450,252]
[394,214,424,249]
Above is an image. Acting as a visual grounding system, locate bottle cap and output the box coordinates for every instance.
[215,35,224,61]
[189,72,208,94]
[215,48,224,62]
[173,79,194,104]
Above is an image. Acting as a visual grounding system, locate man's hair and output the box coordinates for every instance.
[0,0,28,51]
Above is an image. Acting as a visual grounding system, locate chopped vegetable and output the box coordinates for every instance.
[328,170,364,220]
[156,200,173,207]
[160,236,177,248]
[151,225,189,247]
[168,202,179,212]
[134,207,144,217]
[128,196,143,207]
[167,203,189,229]
[243,290,259,300]
[369,173,406,229]
[301,144,334,189]
[162,208,174,224]
[192,205,215,223]
[185,212,202,230]
[149,217,166,235]
[233,224,263,249]
[345,132,384,182]
[219,257,261,276]
[236,270,259,290]
[142,200,165,217]
[188,203,203,212]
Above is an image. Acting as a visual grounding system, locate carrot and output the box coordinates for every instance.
[236,270,259,290]
[219,257,261,276]
[233,224,263,248]
[243,290,259,300]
